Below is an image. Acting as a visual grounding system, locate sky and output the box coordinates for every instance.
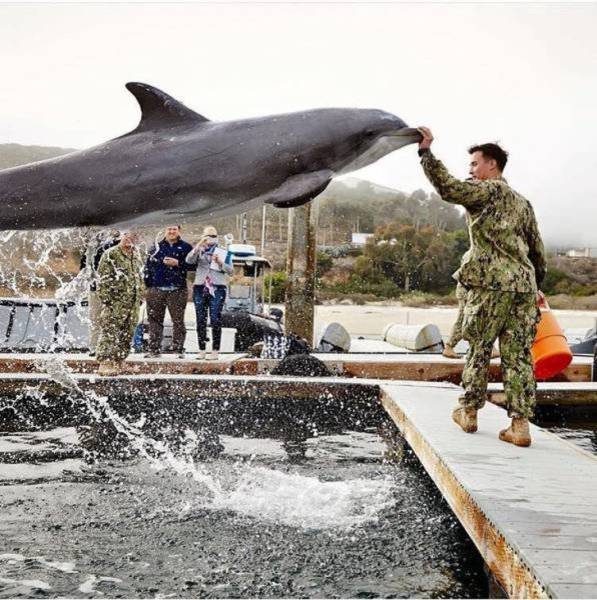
[0,1,595,248]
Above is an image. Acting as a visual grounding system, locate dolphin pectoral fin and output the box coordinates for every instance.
[125,82,210,133]
[260,170,333,209]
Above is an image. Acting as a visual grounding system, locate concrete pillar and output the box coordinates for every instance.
[284,200,319,344]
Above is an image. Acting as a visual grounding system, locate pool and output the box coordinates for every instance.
[0,397,488,598]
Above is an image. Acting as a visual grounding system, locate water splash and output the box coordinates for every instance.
[210,465,394,529]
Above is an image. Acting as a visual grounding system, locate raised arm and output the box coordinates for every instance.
[186,242,208,266]
[417,126,493,210]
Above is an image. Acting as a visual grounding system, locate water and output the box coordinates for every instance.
[534,406,597,456]
[0,424,487,598]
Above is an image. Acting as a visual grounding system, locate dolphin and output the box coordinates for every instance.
[0,83,421,230]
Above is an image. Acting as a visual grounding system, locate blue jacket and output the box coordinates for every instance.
[144,238,193,289]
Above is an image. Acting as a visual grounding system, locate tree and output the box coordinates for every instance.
[353,221,467,294]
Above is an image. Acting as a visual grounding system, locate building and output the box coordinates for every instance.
[351,232,374,247]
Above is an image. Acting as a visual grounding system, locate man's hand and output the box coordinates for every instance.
[214,253,223,267]
[163,257,178,267]
[537,290,546,307]
[417,127,434,151]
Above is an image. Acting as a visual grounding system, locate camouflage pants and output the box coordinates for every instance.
[95,301,140,362]
[447,283,467,347]
[460,288,540,418]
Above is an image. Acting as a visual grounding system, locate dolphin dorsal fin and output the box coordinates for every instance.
[126,82,209,133]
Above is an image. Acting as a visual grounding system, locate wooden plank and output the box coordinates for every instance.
[0,353,591,382]
[379,382,597,599]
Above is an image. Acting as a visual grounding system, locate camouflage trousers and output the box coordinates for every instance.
[447,283,467,348]
[95,301,140,362]
[460,288,540,418]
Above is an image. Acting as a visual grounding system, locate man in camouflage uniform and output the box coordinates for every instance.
[418,128,546,447]
[95,230,144,376]
[443,223,499,360]
[443,281,468,358]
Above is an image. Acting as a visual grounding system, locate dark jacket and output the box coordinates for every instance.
[144,238,193,289]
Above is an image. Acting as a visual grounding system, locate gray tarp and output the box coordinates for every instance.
[0,298,89,351]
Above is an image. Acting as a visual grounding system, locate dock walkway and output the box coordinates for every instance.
[381,382,597,598]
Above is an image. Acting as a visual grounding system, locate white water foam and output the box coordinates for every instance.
[79,574,123,594]
[0,553,77,573]
[209,465,395,530]
[0,576,51,591]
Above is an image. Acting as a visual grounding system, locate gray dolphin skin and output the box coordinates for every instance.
[0,83,422,230]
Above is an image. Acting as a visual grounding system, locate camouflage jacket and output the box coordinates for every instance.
[96,245,144,306]
[421,151,546,292]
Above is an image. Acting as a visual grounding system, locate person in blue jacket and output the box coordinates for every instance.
[144,225,193,357]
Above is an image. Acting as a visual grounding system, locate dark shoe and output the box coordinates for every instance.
[176,351,186,359]
[499,417,531,447]
[144,351,161,358]
[452,407,478,433]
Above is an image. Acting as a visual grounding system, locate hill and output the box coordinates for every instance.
[0,143,76,169]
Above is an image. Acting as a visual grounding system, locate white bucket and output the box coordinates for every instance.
[382,323,443,352]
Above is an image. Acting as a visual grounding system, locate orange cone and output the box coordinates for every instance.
[532,295,573,380]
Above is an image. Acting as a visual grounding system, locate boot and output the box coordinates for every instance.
[97,360,120,376]
[442,344,459,359]
[499,417,531,447]
[452,406,478,433]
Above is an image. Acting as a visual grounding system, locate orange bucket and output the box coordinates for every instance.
[532,296,573,379]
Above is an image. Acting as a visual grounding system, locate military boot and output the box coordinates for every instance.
[499,417,531,447]
[97,361,120,376]
[452,406,478,433]
[442,344,459,359]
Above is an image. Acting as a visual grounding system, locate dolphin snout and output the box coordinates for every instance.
[392,127,423,141]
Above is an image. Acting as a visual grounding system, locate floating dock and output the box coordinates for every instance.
[380,381,597,598]
[0,352,592,383]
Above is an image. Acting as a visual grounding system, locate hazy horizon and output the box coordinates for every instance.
[0,2,595,248]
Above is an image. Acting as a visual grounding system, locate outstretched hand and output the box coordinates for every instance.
[417,127,434,151]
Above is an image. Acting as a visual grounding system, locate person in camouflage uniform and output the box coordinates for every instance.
[443,281,468,357]
[443,222,499,360]
[418,128,546,447]
[95,230,144,376]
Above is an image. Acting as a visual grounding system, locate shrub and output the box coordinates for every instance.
[264,271,287,303]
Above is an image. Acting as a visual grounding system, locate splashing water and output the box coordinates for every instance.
[210,465,394,529]
[35,360,393,530]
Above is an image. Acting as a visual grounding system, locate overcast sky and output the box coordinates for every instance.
[0,1,595,247]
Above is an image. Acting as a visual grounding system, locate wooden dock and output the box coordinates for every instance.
[380,381,597,598]
[0,352,592,383]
